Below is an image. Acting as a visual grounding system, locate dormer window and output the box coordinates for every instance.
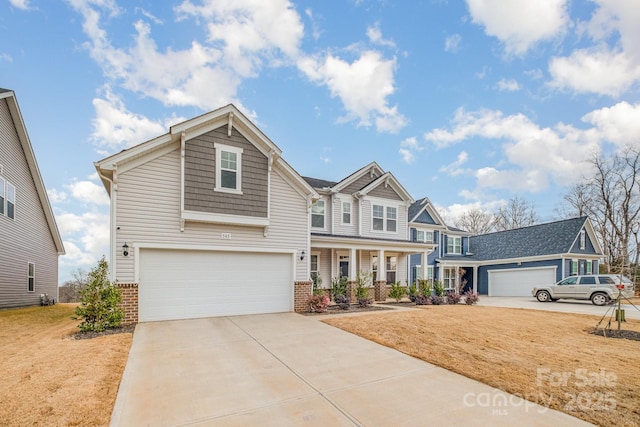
[214,143,243,194]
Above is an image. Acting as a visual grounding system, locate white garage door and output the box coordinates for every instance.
[488,267,556,296]
[139,249,293,322]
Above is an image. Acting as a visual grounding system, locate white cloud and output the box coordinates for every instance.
[548,1,640,96]
[0,53,13,62]
[65,180,110,206]
[57,211,110,269]
[47,188,67,204]
[9,0,34,10]
[437,199,505,224]
[444,34,462,53]
[582,101,640,149]
[548,48,640,97]
[496,78,521,92]
[367,23,396,48]
[91,90,182,154]
[69,0,303,110]
[439,151,468,176]
[298,50,407,133]
[305,8,322,41]
[424,107,607,192]
[466,0,569,55]
[398,137,422,164]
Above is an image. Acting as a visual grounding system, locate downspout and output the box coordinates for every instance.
[180,131,186,232]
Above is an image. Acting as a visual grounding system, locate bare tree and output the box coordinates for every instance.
[493,196,538,231]
[58,268,88,303]
[455,208,494,235]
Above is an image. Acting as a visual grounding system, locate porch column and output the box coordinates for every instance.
[473,266,478,293]
[346,247,357,302]
[375,249,387,301]
[422,251,430,280]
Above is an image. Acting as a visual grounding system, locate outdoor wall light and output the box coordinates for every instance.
[122,242,129,257]
[299,250,306,261]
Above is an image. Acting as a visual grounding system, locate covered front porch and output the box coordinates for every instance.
[310,233,434,301]
[436,258,480,294]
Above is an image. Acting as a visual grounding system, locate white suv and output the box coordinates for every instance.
[533,274,635,306]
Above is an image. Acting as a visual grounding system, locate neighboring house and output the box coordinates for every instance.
[409,210,603,296]
[0,89,65,308]
[304,162,436,300]
[95,105,319,323]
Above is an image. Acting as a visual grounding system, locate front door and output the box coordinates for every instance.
[339,260,349,278]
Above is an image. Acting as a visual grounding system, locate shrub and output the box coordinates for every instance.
[433,280,445,297]
[307,294,330,313]
[407,283,418,302]
[354,271,373,307]
[464,290,480,305]
[418,279,432,297]
[331,276,348,301]
[388,281,405,302]
[414,295,432,305]
[430,295,446,305]
[334,294,351,310]
[74,257,124,332]
[446,292,462,305]
[311,273,324,296]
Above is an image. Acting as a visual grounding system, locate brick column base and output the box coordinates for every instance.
[374,280,388,301]
[294,281,313,312]
[116,283,139,325]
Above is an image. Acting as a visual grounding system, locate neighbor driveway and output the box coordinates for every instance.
[478,296,640,320]
[111,313,590,426]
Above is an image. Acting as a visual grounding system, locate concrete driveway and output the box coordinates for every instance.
[478,296,640,320]
[111,313,590,426]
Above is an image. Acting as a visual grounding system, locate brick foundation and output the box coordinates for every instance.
[347,281,357,302]
[116,283,138,325]
[294,281,313,312]
[374,280,388,301]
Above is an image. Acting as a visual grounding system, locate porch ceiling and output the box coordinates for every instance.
[311,234,435,253]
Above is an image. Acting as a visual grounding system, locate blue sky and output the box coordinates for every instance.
[2,0,640,283]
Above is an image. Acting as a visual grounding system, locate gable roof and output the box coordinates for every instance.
[408,197,447,227]
[95,104,318,200]
[0,89,65,255]
[354,171,413,202]
[468,216,600,261]
[302,176,338,189]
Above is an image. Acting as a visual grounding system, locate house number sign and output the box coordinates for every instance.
[221,233,232,240]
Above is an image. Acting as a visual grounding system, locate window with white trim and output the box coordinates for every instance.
[27,262,35,292]
[310,253,319,282]
[372,204,397,232]
[443,268,455,288]
[342,201,351,224]
[586,260,593,274]
[311,200,325,228]
[416,230,434,243]
[580,230,586,250]
[426,266,434,280]
[386,256,397,283]
[447,236,461,254]
[570,259,578,275]
[372,255,378,282]
[214,143,243,194]
[6,182,15,219]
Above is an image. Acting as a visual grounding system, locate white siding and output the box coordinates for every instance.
[333,194,358,236]
[115,148,309,283]
[360,198,408,240]
[0,99,59,308]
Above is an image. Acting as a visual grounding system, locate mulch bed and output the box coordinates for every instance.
[71,324,137,340]
[301,305,392,316]
[591,328,640,341]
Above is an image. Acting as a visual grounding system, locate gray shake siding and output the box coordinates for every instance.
[0,98,59,308]
[184,126,268,217]
[369,184,403,201]
[341,172,380,194]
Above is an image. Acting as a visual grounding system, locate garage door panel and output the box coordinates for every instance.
[139,249,293,322]
[488,267,556,297]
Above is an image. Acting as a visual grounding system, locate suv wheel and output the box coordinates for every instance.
[536,290,551,302]
[591,293,609,306]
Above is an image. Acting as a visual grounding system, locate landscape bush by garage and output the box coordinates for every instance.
[74,257,124,332]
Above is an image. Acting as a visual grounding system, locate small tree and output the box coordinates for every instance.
[74,257,124,332]
[388,281,406,302]
[355,271,373,307]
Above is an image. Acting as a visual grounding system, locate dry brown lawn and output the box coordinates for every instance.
[323,305,640,427]
[0,304,132,426]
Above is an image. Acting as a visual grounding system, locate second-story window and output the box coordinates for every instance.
[416,230,434,243]
[311,200,325,228]
[447,236,461,254]
[0,177,16,219]
[373,204,397,232]
[214,143,243,194]
[0,176,5,216]
[342,201,351,224]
